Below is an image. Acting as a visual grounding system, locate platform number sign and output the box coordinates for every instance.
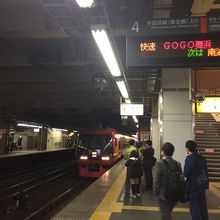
[131,21,140,33]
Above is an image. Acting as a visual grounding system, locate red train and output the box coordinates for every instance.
[76,128,135,177]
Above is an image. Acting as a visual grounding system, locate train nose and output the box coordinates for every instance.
[91,151,98,158]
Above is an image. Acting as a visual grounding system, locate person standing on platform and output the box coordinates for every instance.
[184,140,209,220]
[125,150,143,198]
[124,139,143,193]
[153,142,181,220]
[142,139,155,190]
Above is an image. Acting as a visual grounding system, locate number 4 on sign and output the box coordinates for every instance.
[131,21,140,33]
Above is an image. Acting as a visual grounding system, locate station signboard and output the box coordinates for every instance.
[196,97,220,113]
[126,33,220,67]
[120,103,144,116]
[128,17,220,36]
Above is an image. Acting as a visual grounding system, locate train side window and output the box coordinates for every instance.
[114,138,117,147]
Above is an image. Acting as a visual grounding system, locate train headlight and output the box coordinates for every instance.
[101,156,110,160]
[91,151,97,158]
[80,155,88,160]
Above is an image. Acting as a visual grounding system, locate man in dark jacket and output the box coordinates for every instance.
[153,142,181,220]
[184,140,209,220]
[142,139,155,190]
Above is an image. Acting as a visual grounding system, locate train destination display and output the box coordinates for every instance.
[126,33,220,67]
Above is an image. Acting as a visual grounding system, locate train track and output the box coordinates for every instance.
[24,178,91,220]
[0,161,94,220]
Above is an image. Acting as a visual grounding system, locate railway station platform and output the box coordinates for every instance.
[0,148,73,158]
[0,148,75,172]
[52,160,220,220]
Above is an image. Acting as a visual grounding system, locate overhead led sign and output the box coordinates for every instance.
[120,103,144,116]
[126,33,220,67]
[196,97,220,113]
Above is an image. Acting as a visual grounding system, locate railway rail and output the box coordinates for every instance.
[0,160,94,220]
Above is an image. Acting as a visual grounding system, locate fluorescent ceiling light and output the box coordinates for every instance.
[116,81,129,99]
[132,116,138,123]
[34,128,40,133]
[17,123,42,128]
[76,0,94,8]
[91,25,121,77]
[52,128,68,132]
[125,98,131,103]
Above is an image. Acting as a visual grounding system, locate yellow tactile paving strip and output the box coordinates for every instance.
[123,206,220,214]
[90,167,220,219]
[209,182,220,199]
[89,168,126,220]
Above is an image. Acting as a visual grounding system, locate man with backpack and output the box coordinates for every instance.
[153,142,184,220]
[184,140,209,220]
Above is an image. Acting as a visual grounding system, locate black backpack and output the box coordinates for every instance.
[163,160,185,202]
[196,156,209,189]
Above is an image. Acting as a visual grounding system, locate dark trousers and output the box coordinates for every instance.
[189,189,209,220]
[144,166,153,189]
[125,169,130,192]
[158,199,177,220]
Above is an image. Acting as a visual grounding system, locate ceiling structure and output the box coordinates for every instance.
[0,0,219,134]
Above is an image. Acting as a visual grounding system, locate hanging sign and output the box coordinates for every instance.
[120,103,144,116]
[126,33,220,67]
[128,17,220,36]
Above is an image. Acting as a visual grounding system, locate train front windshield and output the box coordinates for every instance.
[78,134,113,156]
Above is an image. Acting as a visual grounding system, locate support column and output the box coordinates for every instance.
[158,68,194,165]
[151,99,160,159]
[38,127,48,150]
[0,122,10,155]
